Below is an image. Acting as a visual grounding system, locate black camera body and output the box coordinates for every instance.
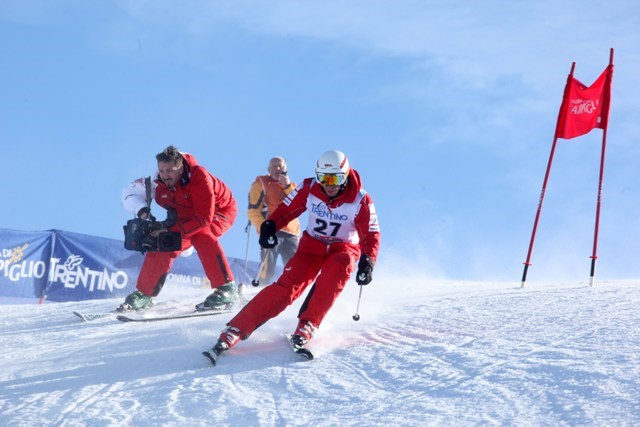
[148,228,182,252]
[123,208,181,253]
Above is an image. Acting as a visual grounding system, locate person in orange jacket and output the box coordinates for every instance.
[119,146,239,311]
[208,150,380,358]
[247,156,300,284]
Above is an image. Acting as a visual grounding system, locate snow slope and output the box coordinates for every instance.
[1,277,639,426]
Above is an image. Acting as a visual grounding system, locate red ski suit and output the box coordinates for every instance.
[228,168,380,338]
[136,153,237,296]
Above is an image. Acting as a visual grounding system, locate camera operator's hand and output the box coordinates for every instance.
[137,207,151,220]
[259,220,278,248]
[148,221,165,233]
[149,228,167,237]
[162,207,178,228]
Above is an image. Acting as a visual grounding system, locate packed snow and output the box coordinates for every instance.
[1,275,639,426]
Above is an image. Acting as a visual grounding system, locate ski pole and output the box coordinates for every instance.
[352,285,364,321]
[241,221,251,285]
[252,250,268,287]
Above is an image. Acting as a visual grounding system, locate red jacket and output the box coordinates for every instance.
[268,168,380,263]
[154,153,237,238]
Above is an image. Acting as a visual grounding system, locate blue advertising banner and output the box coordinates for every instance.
[0,228,266,304]
[46,230,139,302]
[0,229,52,300]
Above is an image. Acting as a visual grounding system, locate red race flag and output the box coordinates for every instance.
[554,64,613,139]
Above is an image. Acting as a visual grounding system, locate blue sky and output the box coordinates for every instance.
[1,1,639,283]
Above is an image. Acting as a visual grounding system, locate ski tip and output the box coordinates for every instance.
[202,350,218,366]
[116,315,133,322]
[284,333,315,360]
[72,311,88,322]
[297,348,314,360]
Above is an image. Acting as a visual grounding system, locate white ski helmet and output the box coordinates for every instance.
[315,150,350,186]
[316,150,350,175]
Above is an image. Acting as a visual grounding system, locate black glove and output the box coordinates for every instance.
[137,207,151,218]
[162,207,178,228]
[259,220,278,249]
[148,221,164,232]
[356,255,374,285]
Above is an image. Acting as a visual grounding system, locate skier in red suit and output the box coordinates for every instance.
[209,149,380,356]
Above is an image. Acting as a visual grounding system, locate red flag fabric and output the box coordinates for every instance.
[555,64,613,139]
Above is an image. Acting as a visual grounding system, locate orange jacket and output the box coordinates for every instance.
[248,175,300,236]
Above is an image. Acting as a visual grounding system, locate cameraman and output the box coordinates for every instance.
[119,145,239,312]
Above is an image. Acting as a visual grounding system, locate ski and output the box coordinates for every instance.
[72,300,161,322]
[73,311,117,322]
[117,299,243,323]
[284,333,314,360]
[74,297,242,323]
[201,334,314,368]
[117,308,232,323]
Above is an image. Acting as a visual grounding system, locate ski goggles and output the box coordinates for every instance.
[316,173,347,186]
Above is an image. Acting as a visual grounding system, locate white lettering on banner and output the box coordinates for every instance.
[0,243,47,283]
[48,255,129,292]
[0,241,211,295]
[166,273,206,287]
[2,242,132,297]
[570,98,599,115]
[3,243,29,266]
[0,259,47,281]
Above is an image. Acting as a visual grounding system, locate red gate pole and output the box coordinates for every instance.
[521,62,576,288]
[521,136,559,288]
[589,48,614,286]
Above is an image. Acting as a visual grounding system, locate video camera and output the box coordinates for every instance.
[123,208,182,253]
